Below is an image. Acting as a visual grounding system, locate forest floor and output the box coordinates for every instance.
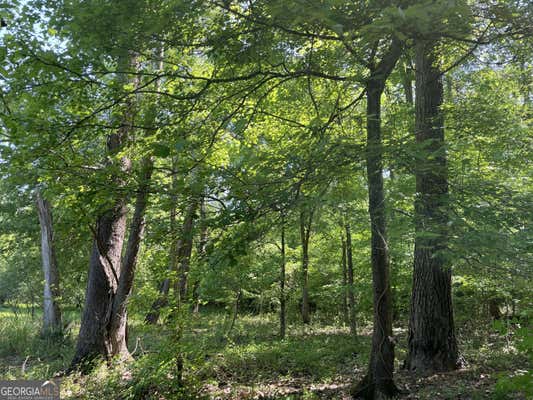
[0,306,530,399]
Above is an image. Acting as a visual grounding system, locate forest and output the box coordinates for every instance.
[0,0,531,399]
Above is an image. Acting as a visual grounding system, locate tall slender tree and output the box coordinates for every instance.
[352,38,402,399]
[35,191,62,334]
[299,208,313,324]
[279,215,287,338]
[345,223,357,336]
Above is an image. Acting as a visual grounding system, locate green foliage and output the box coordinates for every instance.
[0,0,532,398]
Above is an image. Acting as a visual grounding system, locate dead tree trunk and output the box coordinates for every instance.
[36,191,62,334]
[404,39,459,374]
[352,39,401,400]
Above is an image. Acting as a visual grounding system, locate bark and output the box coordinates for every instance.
[71,54,138,369]
[109,157,154,356]
[489,298,503,320]
[352,39,401,400]
[341,236,349,326]
[279,218,286,338]
[71,193,129,367]
[404,39,459,374]
[177,198,199,302]
[299,210,312,325]
[36,191,62,334]
[345,223,357,336]
[401,60,414,105]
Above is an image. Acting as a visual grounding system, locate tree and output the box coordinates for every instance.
[404,37,459,373]
[352,38,402,399]
[299,208,313,325]
[345,223,357,336]
[70,54,139,368]
[341,234,349,326]
[35,191,62,334]
[279,214,287,338]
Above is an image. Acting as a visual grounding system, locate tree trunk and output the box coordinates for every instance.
[192,196,208,313]
[300,210,312,325]
[146,159,178,324]
[352,39,401,400]
[71,195,129,367]
[404,39,459,374]
[108,157,154,356]
[345,223,357,336]
[71,54,137,370]
[401,60,413,105]
[280,217,286,338]
[36,191,62,334]
[227,289,241,336]
[341,235,348,326]
[177,199,199,302]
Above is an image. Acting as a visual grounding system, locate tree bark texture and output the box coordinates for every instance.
[71,54,139,369]
[109,157,154,356]
[404,39,459,374]
[352,39,401,400]
[36,192,62,334]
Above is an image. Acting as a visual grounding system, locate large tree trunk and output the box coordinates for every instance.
[352,39,401,400]
[404,39,459,374]
[345,223,357,336]
[36,192,62,334]
[300,210,312,325]
[279,217,286,338]
[71,191,129,367]
[71,54,137,369]
[109,157,154,356]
